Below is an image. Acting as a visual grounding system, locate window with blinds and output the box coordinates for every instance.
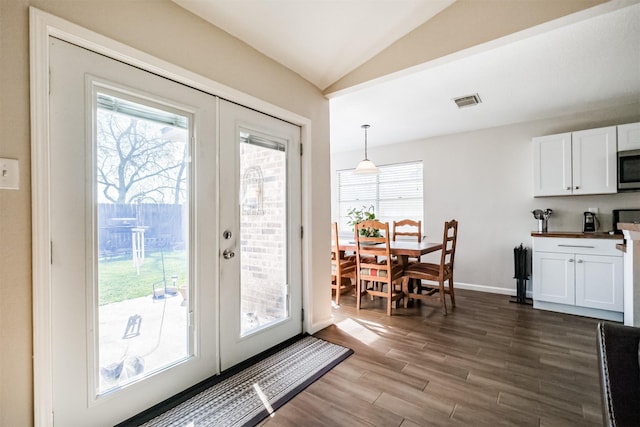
[336,161,423,233]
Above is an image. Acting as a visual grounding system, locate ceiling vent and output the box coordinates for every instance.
[453,93,482,108]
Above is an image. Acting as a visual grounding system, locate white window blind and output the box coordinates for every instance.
[337,161,423,233]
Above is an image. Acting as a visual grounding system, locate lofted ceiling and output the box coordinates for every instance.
[173,1,640,153]
[172,0,455,90]
[329,1,640,153]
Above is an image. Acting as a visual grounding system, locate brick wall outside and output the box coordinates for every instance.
[239,142,287,333]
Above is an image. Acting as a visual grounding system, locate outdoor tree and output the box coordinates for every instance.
[96,106,188,205]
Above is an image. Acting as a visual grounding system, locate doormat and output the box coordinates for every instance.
[117,335,353,427]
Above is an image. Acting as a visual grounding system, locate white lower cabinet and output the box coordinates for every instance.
[575,254,623,311]
[532,237,624,321]
[533,251,575,305]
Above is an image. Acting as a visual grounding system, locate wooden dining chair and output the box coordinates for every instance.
[392,219,422,242]
[393,219,422,263]
[331,222,356,305]
[401,219,458,315]
[355,220,404,316]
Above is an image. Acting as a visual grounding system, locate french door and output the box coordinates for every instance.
[219,100,302,370]
[48,38,301,426]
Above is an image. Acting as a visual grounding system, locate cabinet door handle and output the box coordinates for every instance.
[558,244,595,248]
[575,186,580,190]
[577,259,583,263]
[566,186,571,190]
[568,259,574,263]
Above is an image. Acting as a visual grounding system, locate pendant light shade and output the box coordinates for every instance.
[354,124,380,175]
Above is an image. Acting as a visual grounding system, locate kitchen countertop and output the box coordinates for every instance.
[530,231,623,239]
[618,223,640,232]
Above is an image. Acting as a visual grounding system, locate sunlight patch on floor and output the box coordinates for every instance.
[253,383,275,416]
[335,318,380,345]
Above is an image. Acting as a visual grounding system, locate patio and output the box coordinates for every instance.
[98,291,189,392]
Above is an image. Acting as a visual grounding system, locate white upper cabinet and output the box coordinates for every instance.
[533,132,572,196]
[572,126,617,195]
[618,122,640,151]
[533,126,617,197]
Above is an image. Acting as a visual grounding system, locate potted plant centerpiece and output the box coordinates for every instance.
[346,205,382,238]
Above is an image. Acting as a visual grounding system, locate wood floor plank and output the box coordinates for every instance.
[539,415,600,427]
[582,401,604,424]
[272,289,604,426]
[538,377,601,405]
[316,370,382,404]
[306,377,404,426]
[465,370,541,396]
[374,392,456,426]
[347,357,429,390]
[264,390,375,427]
[356,370,427,403]
[451,401,540,427]
[400,419,425,427]
[497,389,584,419]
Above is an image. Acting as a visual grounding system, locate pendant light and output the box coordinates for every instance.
[354,124,380,175]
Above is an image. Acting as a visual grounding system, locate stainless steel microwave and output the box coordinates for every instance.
[618,149,640,191]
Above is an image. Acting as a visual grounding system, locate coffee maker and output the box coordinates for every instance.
[583,211,597,232]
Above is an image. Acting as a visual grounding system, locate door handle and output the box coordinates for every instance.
[223,249,235,259]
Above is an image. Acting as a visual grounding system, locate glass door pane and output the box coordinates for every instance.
[95,92,190,394]
[239,132,288,336]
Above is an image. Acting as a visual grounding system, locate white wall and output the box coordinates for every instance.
[331,103,640,294]
[0,1,331,425]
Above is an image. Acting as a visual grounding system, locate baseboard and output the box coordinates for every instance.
[533,300,623,322]
[307,316,334,335]
[454,281,533,299]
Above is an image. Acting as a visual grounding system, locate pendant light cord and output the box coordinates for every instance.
[362,124,370,160]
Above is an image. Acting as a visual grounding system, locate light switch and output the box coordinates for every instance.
[0,158,19,190]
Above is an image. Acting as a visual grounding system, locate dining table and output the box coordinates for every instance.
[338,239,442,266]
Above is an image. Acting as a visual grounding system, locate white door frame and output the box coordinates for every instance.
[30,7,314,426]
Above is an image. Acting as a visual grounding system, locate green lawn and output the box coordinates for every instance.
[98,250,187,305]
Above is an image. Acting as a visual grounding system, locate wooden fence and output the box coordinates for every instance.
[98,203,184,257]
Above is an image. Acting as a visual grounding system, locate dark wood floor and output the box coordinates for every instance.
[260,289,605,426]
